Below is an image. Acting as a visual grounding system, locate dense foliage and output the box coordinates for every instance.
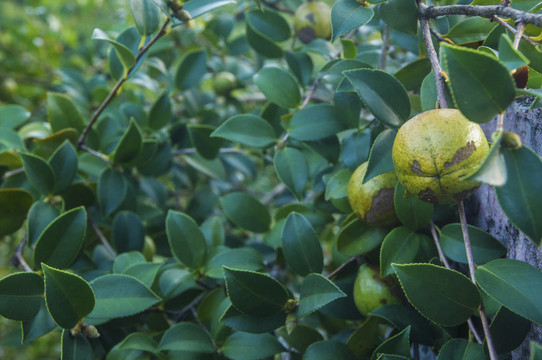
[0,0,542,359]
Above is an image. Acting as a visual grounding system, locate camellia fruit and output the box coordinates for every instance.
[293,1,332,44]
[392,109,489,205]
[347,161,399,227]
[353,264,400,316]
[212,71,237,95]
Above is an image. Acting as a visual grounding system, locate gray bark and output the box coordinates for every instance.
[466,97,542,359]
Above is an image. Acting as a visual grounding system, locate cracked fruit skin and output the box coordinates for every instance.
[392,109,489,205]
[293,1,332,44]
[348,161,399,227]
[353,264,400,316]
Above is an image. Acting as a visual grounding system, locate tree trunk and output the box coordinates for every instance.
[466,97,542,359]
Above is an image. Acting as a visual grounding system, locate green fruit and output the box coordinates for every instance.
[293,1,332,44]
[142,236,156,261]
[392,109,489,204]
[353,264,400,316]
[213,71,236,95]
[347,161,399,227]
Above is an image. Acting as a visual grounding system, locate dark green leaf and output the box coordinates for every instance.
[220,305,287,334]
[188,124,223,159]
[222,332,284,360]
[113,251,146,274]
[278,324,324,353]
[445,17,497,44]
[489,306,532,354]
[110,118,143,164]
[123,262,161,288]
[341,129,371,170]
[464,130,507,186]
[175,49,207,90]
[33,207,87,269]
[289,104,346,141]
[166,210,207,269]
[498,34,529,71]
[331,0,374,42]
[440,43,515,123]
[223,267,289,317]
[158,322,215,353]
[345,69,410,127]
[274,147,308,200]
[211,114,276,148]
[0,104,30,129]
[286,51,314,85]
[380,226,423,277]
[325,168,352,213]
[379,0,418,35]
[61,330,93,360]
[47,93,85,134]
[92,28,136,71]
[394,58,432,91]
[346,317,380,358]
[97,168,128,216]
[148,92,172,130]
[20,152,55,195]
[298,274,346,318]
[437,339,488,360]
[475,259,542,325]
[371,326,411,360]
[363,129,396,183]
[0,272,43,321]
[245,9,290,58]
[304,340,356,360]
[337,218,388,256]
[394,182,433,231]
[22,299,56,344]
[440,224,506,264]
[495,146,542,245]
[205,248,264,279]
[113,332,157,353]
[393,263,480,327]
[130,0,160,36]
[42,264,95,329]
[254,67,300,108]
[220,192,271,233]
[49,140,77,194]
[113,211,145,253]
[0,188,33,236]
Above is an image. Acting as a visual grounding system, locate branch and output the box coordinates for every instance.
[88,214,116,257]
[492,16,538,46]
[77,19,171,149]
[10,234,33,272]
[418,4,542,27]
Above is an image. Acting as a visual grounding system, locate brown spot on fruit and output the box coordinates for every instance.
[513,65,529,89]
[444,141,476,169]
[410,160,424,175]
[418,188,438,204]
[298,27,317,44]
[380,298,388,305]
[365,188,394,223]
[452,185,480,202]
[306,13,316,24]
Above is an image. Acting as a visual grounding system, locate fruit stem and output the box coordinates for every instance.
[458,200,499,360]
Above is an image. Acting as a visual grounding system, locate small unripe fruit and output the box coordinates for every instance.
[212,71,237,95]
[293,1,332,44]
[142,236,156,261]
[353,264,400,316]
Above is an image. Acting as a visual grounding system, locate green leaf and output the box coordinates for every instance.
[112,211,145,253]
[440,43,515,123]
[97,168,128,216]
[21,299,56,344]
[331,0,374,42]
[345,69,410,127]
[245,9,290,58]
[440,224,506,264]
[33,207,87,269]
[346,317,380,358]
[0,188,33,236]
[113,251,146,274]
[188,124,223,159]
[110,118,143,165]
[445,17,497,44]
[371,326,411,360]
[47,93,85,134]
[286,50,314,84]
[42,264,95,329]
[495,146,542,245]
[363,129,396,183]
[289,104,346,141]
[298,274,346,318]
[112,332,157,353]
[130,0,160,36]
[20,152,56,195]
[61,330,93,360]
[394,58,432,91]
[337,218,387,256]
[123,262,161,288]
[437,339,488,360]
[341,129,371,170]
[166,210,207,269]
[211,114,276,148]
[220,192,271,233]
[49,140,78,194]
[325,168,352,213]
[205,248,264,279]
[379,0,418,35]
[464,130,507,186]
[304,340,356,360]
[489,306,532,354]
[222,332,284,360]
[0,272,43,321]
[92,28,136,70]
[475,259,542,325]
[182,0,236,19]
[278,324,324,353]
[175,49,207,90]
[148,92,172,130]
[498,34,530,71]
[158,322,215,353]
[394,182,433,231]
[220,305,287,334]
[282,212,324,276]
[531,342,542,360]
[379,227,423,277]
[274,147,308,200]
[223,267,289,317]
[254,67,300,109]
[0,104,30,129]
[393,263,480,327]
[87,274,161,319]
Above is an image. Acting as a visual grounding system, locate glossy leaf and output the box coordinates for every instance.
[222,332,284,360]
[393,263,480,327]
[464,130,507,186]
[182,0,236,19]
[188,124,223,159]
[0,104,30,129]
[130,0,160,36]
[346,317,380,358]
[363,129,396,183]
[97,168,128,216]
[48,140,77,194]
[33,206,87,269]
[211,114,276,148]
[379,0,418,35]
[20,152,55,195]
[394,182,433,231]
[0,272,43,321]
[148,92,172,130]
[175,49,207,90]
[205,248,264,279]
[92,28,136,70]
[440,43,515,123]
[223,267,289,317]
[245,9,290,58]
[337,218,387,256]
[282,212,323,276]
[274,147,308,200]
[221,305,287,334]
[439,224,506,264]
[0,188,33,236]
[123,262,161,288]
[298,274,346,318]
[345,69,410,127]
[21,299,56,344]
[61,330,93,360]
[110,118,142,164]
[341,129,371,170]
[220,192,271,233]
[158,322,215,353]
[304,340,356,360]
[112,211,145,253]
[331,0,374,42]
[475,259,542,325]
[289,104,346,141]
[498,34,529,71]
[495,146,542,245]
[325,168,352,213]
[380,227,423,277]
[278,325,324,353]
[371,326,411,360]
[112,332,157,353]
[489,306,532,354]
[166,210,206,269]
[445,17,497,44]
[113,251,146,274]
[254,67,300,109]
[286,50,313,85]
[47,92,85,134]
[394,58,432,91]
[437,339,488,360]
[87,274,161,319]
[42,264,95,329]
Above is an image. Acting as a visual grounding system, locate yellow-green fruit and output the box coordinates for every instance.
[143,236,156,261]
[293,1,332,44]
[347,161,399,227]
[353,264,400,316]
[213,71,236,95]
[392,109,489,205]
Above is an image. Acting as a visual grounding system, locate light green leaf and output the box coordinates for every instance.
[289,104,346,141]
[92,28,136,70]
[331,0,374,42]
[166,210,207,269]
[211,114,276,148]
[0,104,30,129]
[97,168,128,216]
[464,130,507,186]
[130,0,160,36]
[379,0,418,35]
[47,93,85,134]
[110,118,143,165]
[337,218,387,256]
[254,67,300,109]
[363,129,396,183]
[394,182,433,231]
[148,92,172,130]
[498,34,530,71]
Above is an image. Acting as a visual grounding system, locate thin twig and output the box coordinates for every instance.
[88,214,116,257]
[458,201,498,360]
[379,25,391,70]
[80,145,110,164]
[327,256,359,280]
[10,234,33,272]
[77,19,171,149]
[2,167,24,180]
[173,147,248,156]
[492,16,538,46]
[300,77,322,109]
[262,183,287,206]
[512,22,527,49]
